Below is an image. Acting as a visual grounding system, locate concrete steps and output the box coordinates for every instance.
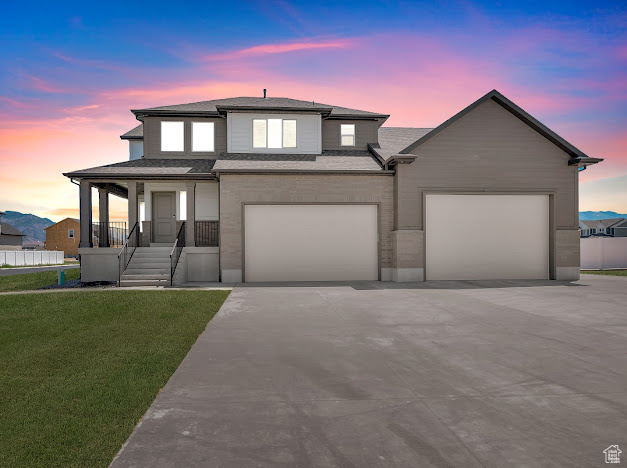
[120,247,175,287]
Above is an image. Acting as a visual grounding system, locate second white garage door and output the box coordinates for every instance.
[244,204,378,282]
[426,194,549,280]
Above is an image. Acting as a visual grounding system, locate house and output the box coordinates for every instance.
[44,218,81,257]
[64,89,602,286]
[611,219,627,237]
[579,218,625,237]
[0,211,25,250]
[44,217,128,257]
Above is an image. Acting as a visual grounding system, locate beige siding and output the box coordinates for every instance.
[44,218,80,256]
[322,120,379,150]
[143,116,226,159]
[404,99,578,230]
[219,174,394,273]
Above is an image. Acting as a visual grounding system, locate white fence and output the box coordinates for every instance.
[0,250,64,267]
[581,237,627,269]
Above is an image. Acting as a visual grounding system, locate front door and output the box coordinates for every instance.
[152,192,176,243]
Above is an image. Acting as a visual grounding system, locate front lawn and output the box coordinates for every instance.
[0,290,230,467]
[0,268,81,292]
[581,270,627,276]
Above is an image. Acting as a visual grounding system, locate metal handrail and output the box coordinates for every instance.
[118,221,139,286]
[170,222,185,286]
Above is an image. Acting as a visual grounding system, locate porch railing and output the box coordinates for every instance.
[195,221,219,247]
[118,222,139,286]
[93,221,127,248]
[170,222,185,286]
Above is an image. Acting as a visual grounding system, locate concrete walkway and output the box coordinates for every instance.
[112,275,627,467]
[0,264,79,276]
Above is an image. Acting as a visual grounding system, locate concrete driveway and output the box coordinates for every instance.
[112,275,627,467]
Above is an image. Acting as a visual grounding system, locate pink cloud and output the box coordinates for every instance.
[205,39,353,61]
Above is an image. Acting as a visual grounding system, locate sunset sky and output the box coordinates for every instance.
[1,1,625,222]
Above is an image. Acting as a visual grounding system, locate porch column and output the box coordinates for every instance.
[127,181,138,230]
[98,187,109,247]
[78,179,92,248]
[186,182,196,247]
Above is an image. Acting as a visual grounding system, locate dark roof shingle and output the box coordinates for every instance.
[120,124,143,140]
[0,222,25,236]
[133,97,388,119]
[371,127,434,161]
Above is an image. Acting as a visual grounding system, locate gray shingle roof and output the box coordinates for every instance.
[0,222,25,236]
[64,159,217,179]
[65,150,385,178]
[120,124,143,140]
[213,151,383,172]
[371,127,434,161]
[133,97,388,119]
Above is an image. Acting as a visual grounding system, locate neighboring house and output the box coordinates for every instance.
[612,219,627,237]
[44,218,81,257]
[579,218,625,237]
[0,211,26,250]
[64,89,602,286]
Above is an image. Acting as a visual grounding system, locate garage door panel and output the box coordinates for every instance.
[426,195,549,280]
[245,205,378,282]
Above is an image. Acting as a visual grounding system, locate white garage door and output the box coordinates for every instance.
[244,204,378,282]
[426,194,549,280]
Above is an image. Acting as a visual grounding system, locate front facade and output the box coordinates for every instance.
[64,90,602,285]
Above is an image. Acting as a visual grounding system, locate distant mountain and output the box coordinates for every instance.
[579,211,627,221]
[1,211,54,243]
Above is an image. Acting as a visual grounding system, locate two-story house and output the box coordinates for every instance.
[65,90,602,286]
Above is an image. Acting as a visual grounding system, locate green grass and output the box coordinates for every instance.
[581,270,627,276]
[1,261,79,269]
[0,268,82,292]
[0,290,230,467]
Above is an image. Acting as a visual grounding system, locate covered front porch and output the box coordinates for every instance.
[75,179,220,284]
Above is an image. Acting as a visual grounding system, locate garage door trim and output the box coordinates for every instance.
[241,202,381,282]
[420,190,556,280]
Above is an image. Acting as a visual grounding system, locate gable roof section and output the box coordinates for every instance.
[0,222,25,236]
[45,218,80,230]
[398,89,603,168]
[599,218,625,228]
[132,97,389,121]
[120,124,143,140]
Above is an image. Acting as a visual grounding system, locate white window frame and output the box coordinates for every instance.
[252,118,297,149]
[68,229,74,239]
[192,121,215,152]
[253,119,267,148]
[340,124,356,147]
[161,121,184,152]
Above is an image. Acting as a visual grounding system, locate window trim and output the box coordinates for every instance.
[252,118,298,149]
[191,121,215,152]
[68,229,75,239]
[340,123,356,147]
[161,121,185,152]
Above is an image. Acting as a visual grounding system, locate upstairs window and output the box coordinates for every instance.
[341,124,355,146]
[68,229,74,239]
[192,122,215,152]
[161,121,184,152]
[253,118,297,149]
